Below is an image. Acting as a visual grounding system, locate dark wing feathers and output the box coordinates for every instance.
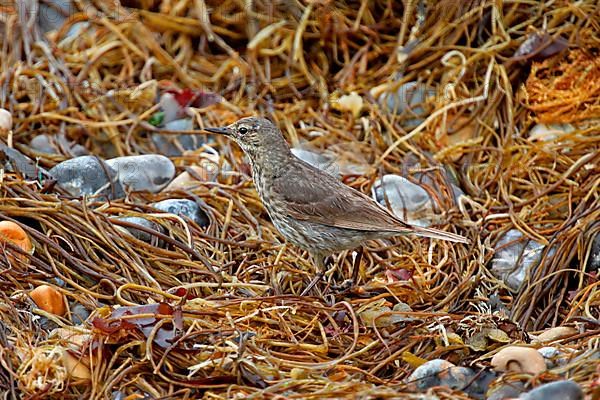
[272,159,414,233]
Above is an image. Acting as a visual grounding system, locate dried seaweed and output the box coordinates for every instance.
[0,0,599,399]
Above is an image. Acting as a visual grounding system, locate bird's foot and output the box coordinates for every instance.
[300,271,324,296]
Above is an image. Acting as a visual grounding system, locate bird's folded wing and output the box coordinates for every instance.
[273,162,414,233]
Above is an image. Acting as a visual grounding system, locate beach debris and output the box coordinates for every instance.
[377,81,435,127]
[30,285,66,316]
[331,92,363,118]
[106,155,175,193]
[519,380,583,400]
[151,199,209,227]
[491,346,547,375]
[372,175,434,227]
[490,229,549,291]
[0,220,33,262]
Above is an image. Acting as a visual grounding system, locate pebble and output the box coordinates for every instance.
[38,0,74,33]
[519,380,583,400]
[490,229,549,291]
[413,170,465,203]
[534,326,577,343]
[377,81,435,127]
[160,92,183,123]
[70,303,90,325]
[152,119,206,156]
[487,382,525,400]
[291,148,340,178]
[1,142,48,180]
[29,134,89,157]
[30,285,66,316]
[61,347,91,381]
[491,346,546,375]
[30,134,88,156]
[106,154,175,193]
[331,92,363,117]
[50,155,125,198]
[151,199,209,227]
[0,108,12,131]
[537,347,571,369]
[372,175,434,227]
[587,233,600,272]
[528,123,574,142]
[114,216,164,243]
[163,166,208,191]
[407,359,476,392]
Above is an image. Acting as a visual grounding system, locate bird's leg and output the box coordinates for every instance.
[300,252,325,296]
[332,248,363,293]
[351,246,363,285]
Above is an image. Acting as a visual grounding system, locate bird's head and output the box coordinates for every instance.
[205,117,290,160]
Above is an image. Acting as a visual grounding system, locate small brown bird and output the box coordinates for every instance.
[206,117,467,290]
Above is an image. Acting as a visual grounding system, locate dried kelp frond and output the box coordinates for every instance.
[0,0,599,399]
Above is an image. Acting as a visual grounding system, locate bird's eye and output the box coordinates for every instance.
[239,127,248,135]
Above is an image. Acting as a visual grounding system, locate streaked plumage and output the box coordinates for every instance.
[205,117,468,273]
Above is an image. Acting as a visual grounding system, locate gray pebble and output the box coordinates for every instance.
[1,142,50,180]
[407,359,475,392]
[106,155,175,193]
[519,380,583,400]
[115,216,164,243]
[38,0,74,33]
[372,174,434,227]
[538,347,570,369]
[152,119,207,156]
[487,382,525,400]
[49,155,124,198]
[291,148,340,178]
[151,199,209,227]
[70,303,90,325]
[30,134,88,156]
[587,233,600,272]
[490,229,554,291]
[378,81,435,127]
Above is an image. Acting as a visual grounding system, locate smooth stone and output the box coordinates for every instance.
[372,174,434,227]
[70,303,90,325]
[535,326,577,343]
[407,359,476,393]
[538,347,571,369]
[49,155,124,198]
[38,0,74,33]
[413,170,465,203]
[106,155,175,193]
[163,166,208,191]
[491,346,546,375]
[528,123,574,142]
[152,119,207,156]
[1,142,50,180]
[378,81,435,127]
[487,382,526,400]
[291,148,340,178]
[519,381,583,400]
[151,199,209,227]
[490,230,548,291]
[463,370,497,399]
[30,134,88,156]
[160,92,183,123]
[115,216,164,243]
[587,233,600,272]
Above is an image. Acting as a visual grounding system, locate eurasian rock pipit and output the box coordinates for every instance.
[206,117,468,292]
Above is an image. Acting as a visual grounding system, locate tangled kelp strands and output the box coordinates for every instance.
[0,0,599,398]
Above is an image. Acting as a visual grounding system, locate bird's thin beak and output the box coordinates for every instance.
[204,126,232,136]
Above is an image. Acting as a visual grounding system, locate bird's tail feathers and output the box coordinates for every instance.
[411,226,469,244]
